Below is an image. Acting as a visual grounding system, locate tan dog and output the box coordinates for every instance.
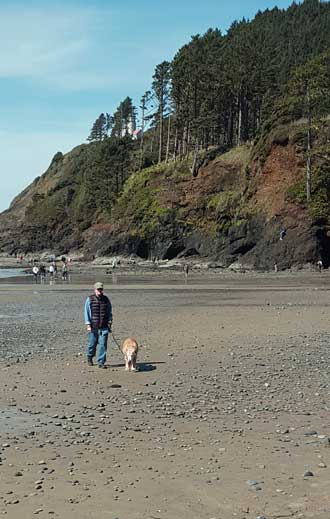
[121,338,138,371]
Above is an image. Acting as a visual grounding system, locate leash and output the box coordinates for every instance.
[111,331,122,352]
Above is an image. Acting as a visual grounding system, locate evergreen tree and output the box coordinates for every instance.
[111,97,136,138]
[139,90,152,169]
[151,61,171,163]
[87,113,107,142]
[286,51,330,200]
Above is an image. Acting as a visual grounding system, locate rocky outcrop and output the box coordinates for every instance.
[0,122,329,270]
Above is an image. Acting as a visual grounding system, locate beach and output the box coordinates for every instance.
[1,269,330,518]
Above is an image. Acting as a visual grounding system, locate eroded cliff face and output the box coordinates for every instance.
[82,137,321,270]
[0,126,327,270]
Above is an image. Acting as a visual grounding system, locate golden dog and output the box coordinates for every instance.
[121,338,138,371]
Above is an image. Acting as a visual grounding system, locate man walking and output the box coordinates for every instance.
[84,282,113,368]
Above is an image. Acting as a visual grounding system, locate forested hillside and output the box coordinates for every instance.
[1,0,330,269]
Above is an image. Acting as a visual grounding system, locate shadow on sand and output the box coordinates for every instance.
[110,361,165,372]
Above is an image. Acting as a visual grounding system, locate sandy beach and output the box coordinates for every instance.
[1,269,330,518]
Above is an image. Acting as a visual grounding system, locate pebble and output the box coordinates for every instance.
[303,471,314,477]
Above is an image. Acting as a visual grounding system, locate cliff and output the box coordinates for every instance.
[1,120,330,270]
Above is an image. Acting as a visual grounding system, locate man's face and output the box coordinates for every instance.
[94,288,103,297]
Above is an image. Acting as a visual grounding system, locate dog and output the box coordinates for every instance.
[121,338,138,371]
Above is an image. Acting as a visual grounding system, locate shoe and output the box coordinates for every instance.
[87,358,93,366]
[98,364,106,369]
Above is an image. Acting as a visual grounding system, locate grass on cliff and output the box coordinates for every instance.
[113,146,251,239]
[113,162,190,236]
[286,164,330,222]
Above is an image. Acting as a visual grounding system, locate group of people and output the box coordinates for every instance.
[32,258,69,283]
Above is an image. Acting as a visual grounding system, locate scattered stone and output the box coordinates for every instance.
[303,471,314,477]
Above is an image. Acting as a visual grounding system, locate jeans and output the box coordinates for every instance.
[87,328,109,365]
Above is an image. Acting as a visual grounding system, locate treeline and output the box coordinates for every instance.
[88,0,330,172]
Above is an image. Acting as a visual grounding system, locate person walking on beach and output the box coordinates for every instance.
[39,264,46,283]
[49,263,55,279]
[84,282,113,368]
[317,259,323,272]
[61,261,68,281]
[32,264,39,283]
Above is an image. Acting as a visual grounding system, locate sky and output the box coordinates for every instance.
[0,0,295,212]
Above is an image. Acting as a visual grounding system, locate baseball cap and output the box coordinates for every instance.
[94,282,104,289]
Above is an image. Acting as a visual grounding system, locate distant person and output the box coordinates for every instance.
[184,264,189,277]
[49,263,55,279]
[84,282,113,368]
[273,262,278,273]
[32,265,39,283]
[39,265,46,282]
[62,262,68,280]
[317,259,323,272]
[279,228,287,241]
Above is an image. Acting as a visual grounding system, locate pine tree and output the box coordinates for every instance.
[139,90,152,169]
[87,113,107,142]
[151,61,171,163]
[286,51,330,200]
[111,97,136,138]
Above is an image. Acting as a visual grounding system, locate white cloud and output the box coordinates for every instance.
[0,3,181,93]
[0,5,107,90]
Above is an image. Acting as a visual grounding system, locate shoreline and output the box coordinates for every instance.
[0,252,324,275]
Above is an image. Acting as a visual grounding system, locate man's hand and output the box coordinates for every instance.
[86,324,92,332]
[108,321,113,331]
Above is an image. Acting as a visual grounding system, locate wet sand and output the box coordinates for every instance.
[1,272,330,518]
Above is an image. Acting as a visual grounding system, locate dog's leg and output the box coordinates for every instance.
[125,355,130,370]
[131,356,137,371]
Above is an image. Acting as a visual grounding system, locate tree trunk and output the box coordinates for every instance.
[150,128,155,153]
[182,125,187,157]
[165,114,171,163]
[139,102,145,170]
[237,92,242,146]
[158,107,163,163]
[173,126,178,160]
[306,87,312,202]
[190,139,199,177]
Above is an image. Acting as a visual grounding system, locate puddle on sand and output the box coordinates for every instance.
[0,407,52,434]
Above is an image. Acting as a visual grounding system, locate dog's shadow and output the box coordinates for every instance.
[110,361,165,372]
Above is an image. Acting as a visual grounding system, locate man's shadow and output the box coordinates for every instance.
[110,361,165,372]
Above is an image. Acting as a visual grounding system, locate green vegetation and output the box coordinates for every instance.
[286,181,306,204]
[114,165,171,237]
[308,166,330,221]
[286,164,330,223]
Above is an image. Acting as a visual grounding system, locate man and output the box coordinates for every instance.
[84,282,113,368]
[49,263,55,279]
[32,264,39,283]
[62,261,68,280]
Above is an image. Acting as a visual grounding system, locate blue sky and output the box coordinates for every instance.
[1,0,294,212]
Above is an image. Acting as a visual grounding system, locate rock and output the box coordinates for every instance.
[303,471,314,477]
